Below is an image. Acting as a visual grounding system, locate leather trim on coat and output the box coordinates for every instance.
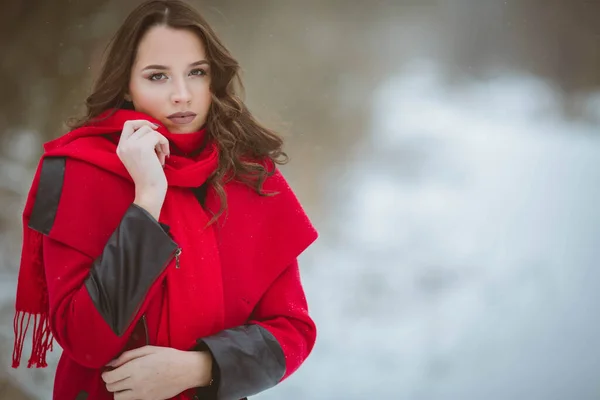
[196,324,286,400]
[28,156,66,234]
[84,203,179,336]
[159,222,171,234]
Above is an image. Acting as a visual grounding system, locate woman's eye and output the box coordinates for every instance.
[149,73,167,81]
[190,68,207,77]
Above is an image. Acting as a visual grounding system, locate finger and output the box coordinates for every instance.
[151,131,170,153]
[105,377,132,393]
[128,125,155,141]
[107,345,156,368]
[140,131,170,157]
[114,389,136,400]
[160,141,170,157]
[155,146,166,166]
[101,364,131,384]
[119,126,154,151]
[156,135,170,164]
[121,120,159,139]
[129,130,167,165]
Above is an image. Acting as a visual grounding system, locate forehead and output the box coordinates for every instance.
[134,25,206,66]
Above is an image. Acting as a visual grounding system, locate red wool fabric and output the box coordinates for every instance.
[13,109,318,399]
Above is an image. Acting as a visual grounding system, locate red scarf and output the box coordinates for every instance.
[13,110,300,367]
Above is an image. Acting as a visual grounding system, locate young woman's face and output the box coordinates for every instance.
[127,25,212,133]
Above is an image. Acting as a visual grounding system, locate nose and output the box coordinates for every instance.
[170,78,192,104]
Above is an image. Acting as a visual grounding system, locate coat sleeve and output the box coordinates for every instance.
[196,259,316,400]
[42,204,179,369]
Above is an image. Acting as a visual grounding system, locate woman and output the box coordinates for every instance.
[12,1,318,399]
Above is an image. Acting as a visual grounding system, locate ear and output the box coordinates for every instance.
[124,93,132,101]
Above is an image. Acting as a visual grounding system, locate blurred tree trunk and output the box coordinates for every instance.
[0,0,111,138]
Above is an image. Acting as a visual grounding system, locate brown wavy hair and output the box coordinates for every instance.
[69,0,287,222]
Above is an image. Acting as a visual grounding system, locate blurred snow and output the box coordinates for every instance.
[258,62,600,400]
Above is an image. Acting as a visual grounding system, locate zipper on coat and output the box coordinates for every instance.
[174,247,182,269]
[166,229,181,269]
[124,247,179,337]
[141,315,150,345]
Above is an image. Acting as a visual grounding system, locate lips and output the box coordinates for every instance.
[167,112,197,125]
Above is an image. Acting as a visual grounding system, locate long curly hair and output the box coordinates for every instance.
[69,0,288,222]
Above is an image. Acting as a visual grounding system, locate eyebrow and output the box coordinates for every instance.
[141,60,209,71]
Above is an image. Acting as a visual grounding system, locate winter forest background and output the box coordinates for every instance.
[1,0,600,399]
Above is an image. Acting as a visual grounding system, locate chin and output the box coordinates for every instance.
[168,125,200,134]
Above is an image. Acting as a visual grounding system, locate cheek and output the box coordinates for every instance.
[200,91,212,112]
[129,80,164,113]
[195,80,212,103]
[195,83,213,117]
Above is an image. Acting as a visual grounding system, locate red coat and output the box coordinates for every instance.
[14,112,318,400]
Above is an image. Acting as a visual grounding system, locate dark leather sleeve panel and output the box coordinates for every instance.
[28,157,66,234]
[84,203,178,336]
[196,325,286,400]
[159,222,171,234]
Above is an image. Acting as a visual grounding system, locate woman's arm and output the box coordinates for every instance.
[43,203,178,369]
[196,258,316,400]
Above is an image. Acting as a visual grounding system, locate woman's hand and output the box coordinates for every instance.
[117,120,170,219]
[101,345,213,400]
